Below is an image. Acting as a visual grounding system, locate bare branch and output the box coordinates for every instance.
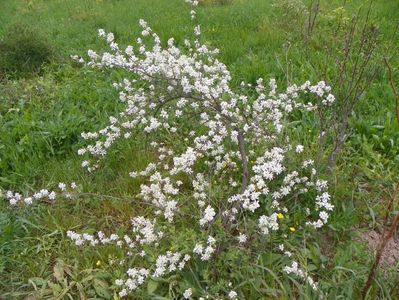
[237,130,248,193]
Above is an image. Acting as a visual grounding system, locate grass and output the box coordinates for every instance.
[0,0,398,298]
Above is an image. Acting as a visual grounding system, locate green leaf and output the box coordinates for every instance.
[147,279,159,294]
[48,282,63,295]
[53,260,65,282]
[74,282,86,300]
[93,279,112,299]
[28,277,48,290]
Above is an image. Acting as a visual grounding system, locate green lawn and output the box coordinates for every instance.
[0,0,399,299]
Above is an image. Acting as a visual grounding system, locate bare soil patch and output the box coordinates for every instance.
[361,230,399,267]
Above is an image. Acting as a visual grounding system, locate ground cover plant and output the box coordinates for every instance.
[0,0,398,299]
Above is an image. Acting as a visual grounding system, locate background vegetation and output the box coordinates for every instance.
[0,0,398,298]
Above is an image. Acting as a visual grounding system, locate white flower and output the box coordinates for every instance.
[48,191,56,200]
[115,279,124,286]
[199,205,216,226]
[194,25,201,36]
[185,0,199,6]
[193,236,216,261]
[228,290,238,299]
[295,145,304,153]
[119,289,127,297]
[58,182,66,191]
[183,288,193,299]
[24,197,33,205]
[258,213,279,235]
[237,233,247,244]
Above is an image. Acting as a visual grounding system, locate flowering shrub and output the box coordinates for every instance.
[5,1,336,298]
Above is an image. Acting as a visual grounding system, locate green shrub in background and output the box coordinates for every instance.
[0,23,55,79]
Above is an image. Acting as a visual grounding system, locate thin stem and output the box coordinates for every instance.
[237,130,248,193]
[384,57,399,125]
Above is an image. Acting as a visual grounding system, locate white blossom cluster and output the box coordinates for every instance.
[6,182,77,206]
[283,261,318,291]
[258,213,279,235]
[115,251,190,297]
[199,205,216,226]
[67,230,120,247]
[183,288,193,299]
[138,172,180,222]
[66,216,163,249]
[153,251,191,277]
[131,216,163,245]
[193,236,216,261]
[185,0,199,6]
[228,290,238,299]
[116,267,149,297]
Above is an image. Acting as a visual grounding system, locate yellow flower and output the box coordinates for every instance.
[289,227,296,232]
[277,213,284,220]
[96,260,101,267]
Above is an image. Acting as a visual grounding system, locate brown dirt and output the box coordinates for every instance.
[360,230,399,267]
